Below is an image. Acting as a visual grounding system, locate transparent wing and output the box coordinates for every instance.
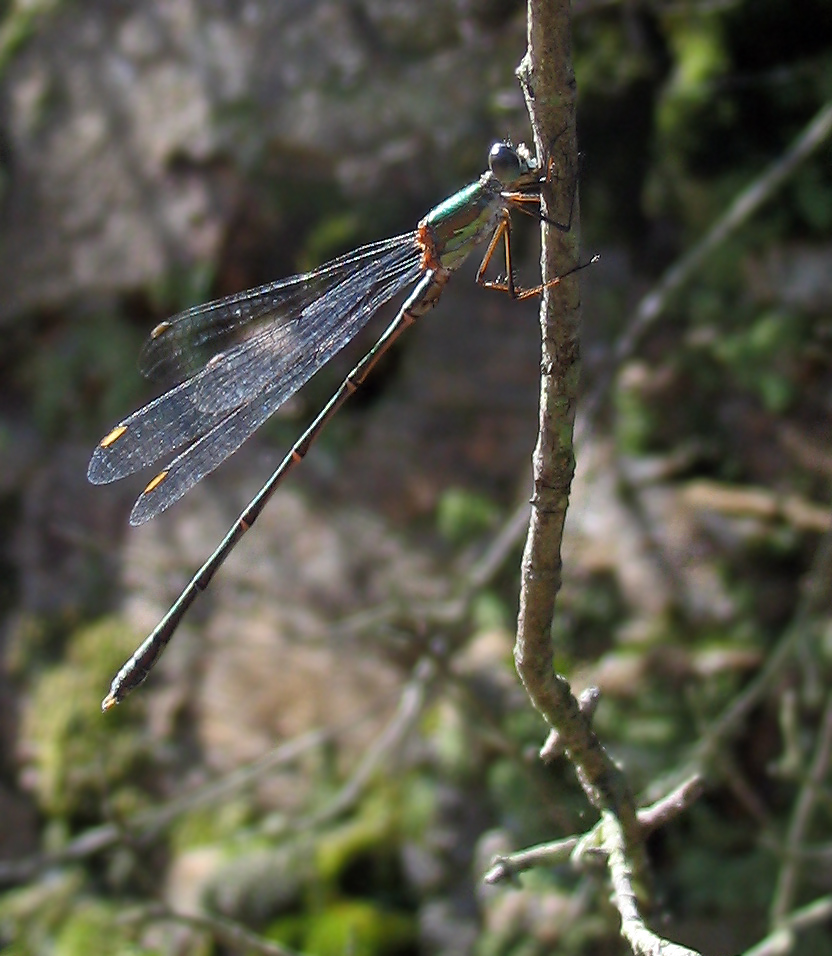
[88,233,423,516]
[138,233,420,382]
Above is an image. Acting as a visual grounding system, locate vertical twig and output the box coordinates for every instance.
[515,0,644,854]
[511,10,697,950]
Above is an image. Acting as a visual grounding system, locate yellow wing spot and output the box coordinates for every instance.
[150,320,172,339]
[143,470,169,495]
[100,425,128,448]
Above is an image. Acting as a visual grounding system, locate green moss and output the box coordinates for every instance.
[19,618,151,819]
[672,803,776,913]
[655,9,731,169]
[662,12,728,102]
[429,698,479,781]
[436,487,500,544]
[575,15,656,96]
[0,869,84,953]
[302,899,415,956]
[53,899,148,956]
[315,791,398,888]
[0,873,155,956]
[395,773,435,842]
[168,799,254,855]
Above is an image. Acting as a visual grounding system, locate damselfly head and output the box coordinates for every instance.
[488,141,537,188]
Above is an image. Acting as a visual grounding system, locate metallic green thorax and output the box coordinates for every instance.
[419,175,505,272]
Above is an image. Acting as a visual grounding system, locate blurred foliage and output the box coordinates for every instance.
[19,310,145,439]
[17,618,153,821]
[288,900,414,956]
[436,487,501,545]
[0,0,61,74]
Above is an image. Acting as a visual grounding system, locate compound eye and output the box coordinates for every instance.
[488,142,522,185]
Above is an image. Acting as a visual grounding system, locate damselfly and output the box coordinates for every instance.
[90,141,584,710]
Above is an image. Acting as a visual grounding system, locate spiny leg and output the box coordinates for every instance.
[502,192,544,219]
[475,214,566,301]
[475,215,516,297]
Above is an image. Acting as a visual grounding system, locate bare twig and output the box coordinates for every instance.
[603,810,703,956]
[683,480,831,534]
[516,0,647,893]
[637,774,707,833]
[540,687,601,761]
[483,774,705,884]
[483,834,578,884]
[770,695,832,926]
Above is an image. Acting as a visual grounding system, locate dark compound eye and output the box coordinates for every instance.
[488,142,522,185]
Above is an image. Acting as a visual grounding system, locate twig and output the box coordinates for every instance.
[602,810,703,956]
[296,656,437,829]
[742,896,832,956]
[770,695,832,925]
[516,0,647,889]
[637,774,707,833]
[540,687,601,761]
[683,480,831,534]
[484,834,578,884]
[483,774,705,884]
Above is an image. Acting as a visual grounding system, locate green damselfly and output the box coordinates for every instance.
[90,141,587,710]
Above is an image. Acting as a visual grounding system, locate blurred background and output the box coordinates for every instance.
[1,1,832,954]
